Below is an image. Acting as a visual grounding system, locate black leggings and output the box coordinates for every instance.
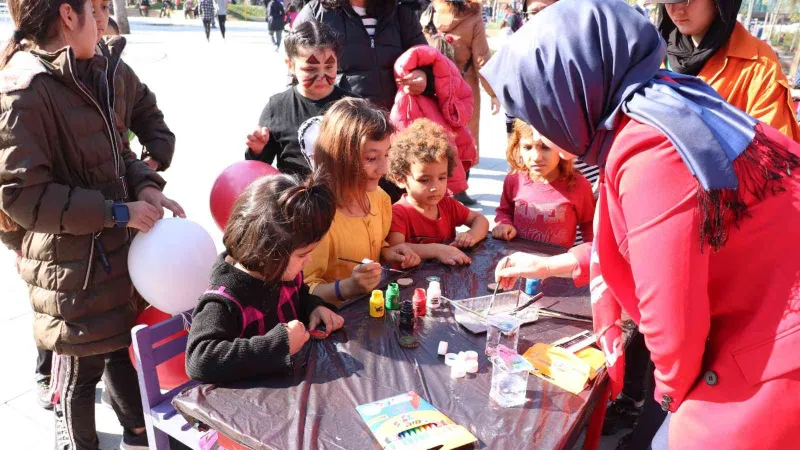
[218,15,226,38]
[54,349,145,450]
[203,18,212,40]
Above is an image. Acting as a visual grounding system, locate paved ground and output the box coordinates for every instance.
[0,15,624,449]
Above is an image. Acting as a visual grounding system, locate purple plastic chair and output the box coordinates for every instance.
[131,312,205,450]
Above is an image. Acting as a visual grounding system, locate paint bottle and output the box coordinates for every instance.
[399,300,415,331]
[413,288,427,316]
[385,282,400,310]
[369,290,385,318]
[426,280,441,307]
[524,278,541,296]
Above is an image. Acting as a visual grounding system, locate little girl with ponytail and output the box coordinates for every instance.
[186,172,345,383]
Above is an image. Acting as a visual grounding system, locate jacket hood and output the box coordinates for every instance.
[0,36,127,95]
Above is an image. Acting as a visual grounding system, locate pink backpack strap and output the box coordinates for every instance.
[203,286,265,338]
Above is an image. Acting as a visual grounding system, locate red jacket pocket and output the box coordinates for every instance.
[733,322,800,386]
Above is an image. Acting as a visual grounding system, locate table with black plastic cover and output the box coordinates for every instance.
[172,237,605,450]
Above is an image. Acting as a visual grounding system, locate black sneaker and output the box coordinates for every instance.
[36,377,53,410]
[601,398,642,436]
[453,191,478,206]
[120,429,149,450]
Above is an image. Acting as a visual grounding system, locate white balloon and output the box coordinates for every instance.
[128,218,217,315]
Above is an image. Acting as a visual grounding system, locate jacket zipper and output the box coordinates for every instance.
[67,50,122,196]
[67,49,125,290]
[105,55,128,200]
[83,235,97,290]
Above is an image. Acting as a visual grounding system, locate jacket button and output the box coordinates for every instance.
[660,400,670,412]
[704,370,719,386]
[662,394,672,404]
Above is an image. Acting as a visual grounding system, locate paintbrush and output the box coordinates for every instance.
[485,259,509,316]
[337,257,407,274]
[538,310,593,323]
[510,292,545,315]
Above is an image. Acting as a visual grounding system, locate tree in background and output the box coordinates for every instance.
[113,0,131,34]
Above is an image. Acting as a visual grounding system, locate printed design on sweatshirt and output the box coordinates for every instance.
[513,200,573,246]
[298,116,323,168]
[276,282,299,324]
[205,286,266,337]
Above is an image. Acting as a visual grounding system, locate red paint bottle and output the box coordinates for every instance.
[413,288,427,317]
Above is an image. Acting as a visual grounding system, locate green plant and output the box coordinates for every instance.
[227,4,267,21]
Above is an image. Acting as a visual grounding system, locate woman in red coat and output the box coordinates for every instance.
[483,0,800,448]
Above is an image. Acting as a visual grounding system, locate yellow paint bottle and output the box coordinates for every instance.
[370,290,385,318]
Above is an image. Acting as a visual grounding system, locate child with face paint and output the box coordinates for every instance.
[245,21,355,177]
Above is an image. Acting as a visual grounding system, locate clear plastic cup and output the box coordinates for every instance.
[485,314,523,357]
[489,350,531,408]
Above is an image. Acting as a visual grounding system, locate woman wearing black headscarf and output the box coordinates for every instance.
[656,0,800,142]
[483,0,800,448]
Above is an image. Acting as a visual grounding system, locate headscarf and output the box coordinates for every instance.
[481,0,798,400]
[658,0,743,76]
[481,0,798,250]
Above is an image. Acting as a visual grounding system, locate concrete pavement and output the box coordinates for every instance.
[0,16,622,449]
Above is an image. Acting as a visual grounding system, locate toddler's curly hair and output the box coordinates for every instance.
[388,119,458,184]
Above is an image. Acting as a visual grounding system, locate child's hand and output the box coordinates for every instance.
[246,127,270,155]
[452,232,478,248]
[437,245,472,266]
[492,224,517,241]
[382,244,421,269]
[490,97,501,115]
[308,306,345,334]
[126,201,162,232]
[137,186,187,219]
[285,320,310,355]
[347,260,383,295]
[397,70,427,95]
[143,157,160,171]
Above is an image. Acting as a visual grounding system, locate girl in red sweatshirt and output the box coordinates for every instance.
[493,120,595,248]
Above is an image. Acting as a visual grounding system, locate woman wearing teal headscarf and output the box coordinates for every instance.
[485,0,800,448]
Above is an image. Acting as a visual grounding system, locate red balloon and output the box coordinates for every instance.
[129,306,190,391]
[210,161,279,230]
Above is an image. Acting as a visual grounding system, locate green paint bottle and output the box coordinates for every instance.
[385,282,400,310]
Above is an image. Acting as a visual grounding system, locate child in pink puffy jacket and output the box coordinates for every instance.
[390,38,475,198]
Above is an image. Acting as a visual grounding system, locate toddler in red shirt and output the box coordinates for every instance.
[493,120,595,248]
[388,119,490,265]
